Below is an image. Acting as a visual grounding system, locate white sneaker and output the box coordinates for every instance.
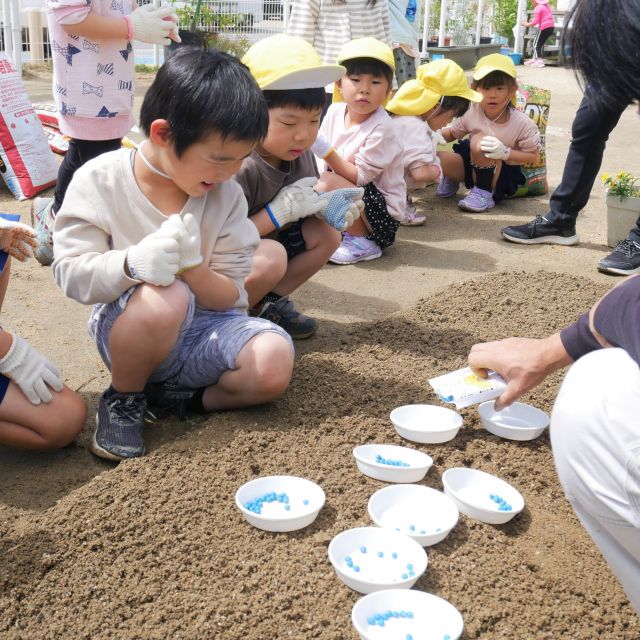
[400,201,426,226]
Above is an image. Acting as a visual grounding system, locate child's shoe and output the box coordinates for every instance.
[144,382,198,420]
[457,186,495,212]
[436,176,460,198]
[92,388,147,461]
[532,59,545,67]
[329,232,382,265]
[400,200,426,226]
[30,197,55,266]
[252,295,317,339]
[523,58,536,66]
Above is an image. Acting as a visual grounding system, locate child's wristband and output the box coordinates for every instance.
[264,204,281,230]
[123,15,133,41]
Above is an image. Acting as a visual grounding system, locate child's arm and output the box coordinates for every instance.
[322,150,359,184]
[285,0,320,43]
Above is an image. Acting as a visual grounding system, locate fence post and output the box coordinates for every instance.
[10,0,21,75]
[26,9,45,64]
[1,0,11,57]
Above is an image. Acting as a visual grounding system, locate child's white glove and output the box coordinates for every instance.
[311,134,335,160]
[128,5,180,46]
[0,218,37,262]
[480,135,511,161]
[317,187,364,231]
[265,177,324,229]
[0,333,63,404]
[431,129,448,147]
[126,223,181,286]
[161,214,203,274]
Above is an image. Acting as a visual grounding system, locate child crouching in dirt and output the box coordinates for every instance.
[52,47,294,462]
[386,59,482,225]
[0,219,85,449]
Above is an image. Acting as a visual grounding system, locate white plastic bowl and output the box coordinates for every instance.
[478,400,550,441]
[353,444,433,483]
[368,484,459,546]
[352,589,464,640]
[442,468,524,525]
[328,527,428,594]
[235,475,325,532]
[390,404,463,444]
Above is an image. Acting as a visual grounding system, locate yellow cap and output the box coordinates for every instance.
[472,53,517,81]
[386,59,482,116]
[333,37,395,103]
[242,34,345,90]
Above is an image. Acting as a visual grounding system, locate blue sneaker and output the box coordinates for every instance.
[30,197,55,266]
[436,176,460,198]
[92,389,147,461]
[458,187,495,212]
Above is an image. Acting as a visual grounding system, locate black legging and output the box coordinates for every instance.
[533,26,555,58]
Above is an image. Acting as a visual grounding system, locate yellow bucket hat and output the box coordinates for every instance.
[333,37,395,103]
[472,53,517,81]
[242,34,345,90]
[386,59,482,116]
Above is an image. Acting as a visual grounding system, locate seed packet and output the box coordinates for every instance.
[428,367,507,409]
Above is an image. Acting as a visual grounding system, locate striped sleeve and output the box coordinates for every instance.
[286,0,320,44]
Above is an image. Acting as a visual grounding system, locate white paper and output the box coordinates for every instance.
[429,367,507,409]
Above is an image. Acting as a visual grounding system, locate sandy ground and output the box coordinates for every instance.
[0,65,638,638]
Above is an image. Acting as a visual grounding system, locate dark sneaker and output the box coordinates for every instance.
[144,382,198,420]
[502,215,579,245]
[254,295,317,339]
[597,239,640,275]
[30,197,55,266]
[458,186,495,212]
[92,390,147,461]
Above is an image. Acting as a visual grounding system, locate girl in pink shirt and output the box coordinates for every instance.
[522,0,556,68]
[437,54,540,213]
[312,38,405,265]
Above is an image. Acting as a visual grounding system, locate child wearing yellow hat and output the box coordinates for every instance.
[386,59,482,225]
[312,37,405,264]
[236,34,364,339]
[437,53,541,213]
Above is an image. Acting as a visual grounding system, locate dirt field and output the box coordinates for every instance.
[0,65,638,639]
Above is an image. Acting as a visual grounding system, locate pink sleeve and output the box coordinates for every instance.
[516,118,541,154]
[403,120,437,170]
[354,125,397,187]
[48,1,92,25]
[530,5,542,26]
[448,111,471,141]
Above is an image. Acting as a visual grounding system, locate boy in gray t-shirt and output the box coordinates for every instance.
[235,35,363,339]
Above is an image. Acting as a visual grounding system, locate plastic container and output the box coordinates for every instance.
[478,400,549,441]
[508,52,523,65]
[353,444,433,483]
[390,404,463,444]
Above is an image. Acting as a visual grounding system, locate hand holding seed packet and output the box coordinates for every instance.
[429,366,507,409]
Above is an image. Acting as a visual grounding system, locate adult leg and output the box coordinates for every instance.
[551,348,640,613]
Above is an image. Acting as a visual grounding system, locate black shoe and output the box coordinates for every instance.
[144,382,198,420]
[597,239,640,275]
[501,215,579,245]
[92,390,147,461]
[253,295,317,339]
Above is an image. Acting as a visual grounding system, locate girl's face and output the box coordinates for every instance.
[423,105,457,131]
[338,73,391,122]
[477,82,516,120]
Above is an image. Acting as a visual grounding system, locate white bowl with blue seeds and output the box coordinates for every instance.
[328,526,428,594]
[353,444,433,483]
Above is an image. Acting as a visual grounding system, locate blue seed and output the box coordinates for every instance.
[409,525,416,531]
[354,566,360,572]
[407,635,414,640]
[303,499,309,505]
[345,556,353,567]
[360,546,367,553]
[444,635,451,640]
[378,551,384,558]
[407,612,414,619]
[406,563,413,570]
[401,573,408,579]
[436,528,442,532]
[392,552,398,559]
[420,530,426,534]
[284,505,291,511]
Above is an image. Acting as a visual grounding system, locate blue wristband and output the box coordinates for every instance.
[264,204,281,230]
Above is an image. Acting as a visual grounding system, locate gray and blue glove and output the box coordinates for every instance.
[316,187,364,231]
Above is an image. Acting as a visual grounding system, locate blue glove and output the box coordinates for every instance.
[317,187,364,231]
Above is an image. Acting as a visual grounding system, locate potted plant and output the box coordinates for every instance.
[602,171,640,247]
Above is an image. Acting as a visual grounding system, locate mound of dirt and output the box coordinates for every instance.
[1,272,637,639]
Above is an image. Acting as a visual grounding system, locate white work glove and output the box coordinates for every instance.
[265,177,324,229]
[0,333,63,404]
[480,135,511,161]
[0,218,36,262]
[431,129,447,147]
[161,213,203,274]
[311,133,335,160]
[127,5,181,46]
[126,222,181,286]
[316,187,364,231]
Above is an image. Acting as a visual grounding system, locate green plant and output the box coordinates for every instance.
[135,63,160,73]
[602,172,640,201]
[493,0,519,45]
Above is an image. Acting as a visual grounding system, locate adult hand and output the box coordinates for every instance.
[126,223,181,286]
[0,333,63,404]
[316,187,364,231]
[311,134,335,160]
[265,177,324,229]
[161,214,203,274]
[128,5,181,46]
[468,334,571,410]
[0,218,37,262]
[480,135,511,161]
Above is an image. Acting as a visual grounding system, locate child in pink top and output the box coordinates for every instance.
[312,38,405,265]
[437,54,540,213]
[31,0,180,267]
[522,0,555,68]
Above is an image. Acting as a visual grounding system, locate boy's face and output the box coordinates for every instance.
[338,73,390,117]
[167,131,255,196]
[258,106,322,162]
[477,81,515,120]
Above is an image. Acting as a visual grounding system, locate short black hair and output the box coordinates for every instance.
[262,88,326,111]
[139,47,269,157]
[472,70,517,91]
[565,0,640,109]
[440,95,471,118]
[343,57,394,88]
